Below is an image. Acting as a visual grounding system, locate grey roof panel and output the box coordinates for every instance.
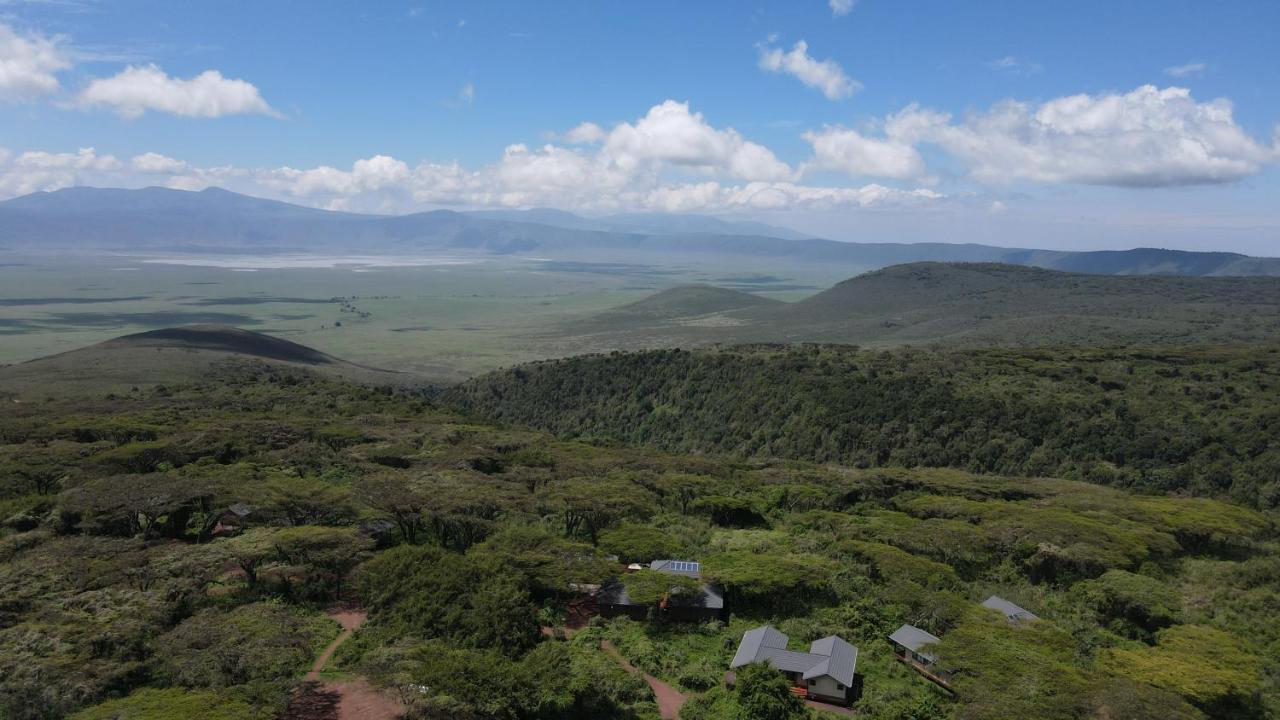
[888,624,941,653]
[982,595,1038,621]
[808,635,858,686]
[759,647,827,674]
[732,626,857,686]
[731,625,790,668]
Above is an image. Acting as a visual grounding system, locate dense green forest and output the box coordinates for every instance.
[0,357,1277,719]
[449,345,1280,508]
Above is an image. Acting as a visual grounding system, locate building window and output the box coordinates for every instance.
[808,680,816,686]
[836,684,844,690]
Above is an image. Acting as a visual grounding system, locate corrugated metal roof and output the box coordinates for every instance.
[807,636,857,686]
[889,624,940,661]
[888,624,940,652]
[982,595,1038,621]
[760,647,827,674]
[731,625,789,667]
[731,625,858,686]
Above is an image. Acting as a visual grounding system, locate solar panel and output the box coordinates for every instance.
[670,561,700,572]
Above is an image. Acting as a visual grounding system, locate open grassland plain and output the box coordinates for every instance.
[0,360,1276,720]
[0,254,829,381]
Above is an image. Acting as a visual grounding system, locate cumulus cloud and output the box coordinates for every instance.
[564,121,605,144]
[0,101,945,214]
[1164,61,1206,78]
[758,39,859,100]
[810,85,1278,187]
[828,0,856,17]
[0,22,70,100]
[803,114,929,180]
[78,64,279,118]
[600,100,793,181]
[0,146,118,196]
[131,152,187,174]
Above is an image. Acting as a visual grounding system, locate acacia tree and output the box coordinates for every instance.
[544,477,654,544]
[61,474,222,540]
[355,473,428,544]
[621,569,703,606]
[224,527,280,589]
[256,474,357,526]
[271,525,372,599]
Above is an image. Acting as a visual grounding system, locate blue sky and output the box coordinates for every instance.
[1,0,1278,253]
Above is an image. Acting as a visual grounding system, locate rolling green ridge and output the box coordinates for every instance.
[448,344,1280,508]
[552,263,1280,349]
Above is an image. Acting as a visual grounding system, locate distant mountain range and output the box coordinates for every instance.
[551,262,1280,348]
[1,186,1277,277]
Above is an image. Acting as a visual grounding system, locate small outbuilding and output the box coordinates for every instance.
[729,625,859,706]
[888,624,952,688]
[981,595,1038,623]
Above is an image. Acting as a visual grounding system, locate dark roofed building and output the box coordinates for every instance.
[730,625,859,705]
[598,559,725,623]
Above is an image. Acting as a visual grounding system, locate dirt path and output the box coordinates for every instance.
[305,609,366,681]
[282,608,405,720]
[602,640,688,720]
[806,698,857,716]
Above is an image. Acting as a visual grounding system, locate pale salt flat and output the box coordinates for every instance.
[135,254,484,270]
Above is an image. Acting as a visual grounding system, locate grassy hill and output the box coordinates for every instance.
[0,325,411,399]
[569,284,783,333]
[552,262,1280,349]
[448,343,1280,509]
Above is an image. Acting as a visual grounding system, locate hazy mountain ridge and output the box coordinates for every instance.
[1,186,1277,277]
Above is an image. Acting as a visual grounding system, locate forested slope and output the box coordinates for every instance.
[448,345,1280,508]
[2,356,1278,719]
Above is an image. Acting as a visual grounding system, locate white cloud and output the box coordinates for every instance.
[803,115,929,180]
[828,0,856,17]
[0,146,117,196]
[987,55,1042,76]
[564,121,605,144]
[1164,61,1206,78]
[0,22,70,100]
[0,99,950,214]
[928,85,1275,186]
[78,64,279,118]
[811,85,1278,188]
[131,152,187,174]
[758,40,859,101]
[599,100,793,181]
[15,146,117,170]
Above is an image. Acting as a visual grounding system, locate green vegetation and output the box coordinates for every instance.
[1,356,1277,719]
[450,344,1280,507]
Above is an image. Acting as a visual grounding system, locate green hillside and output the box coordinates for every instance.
[553,263,1280,349]
[448,344,1280,508]
[1,357,1277,720]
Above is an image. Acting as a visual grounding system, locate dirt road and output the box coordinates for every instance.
[281,608,405,720]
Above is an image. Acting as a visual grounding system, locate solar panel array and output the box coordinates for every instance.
[671,561,700,572]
